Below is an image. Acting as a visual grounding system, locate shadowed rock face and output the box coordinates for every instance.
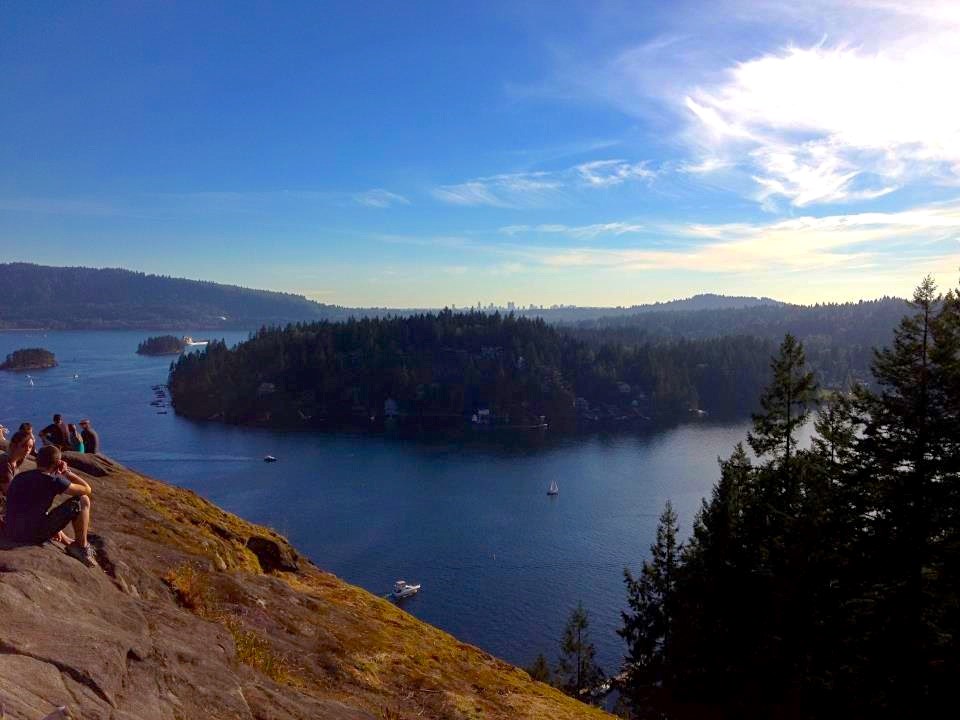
[246,535,300,573]
[0,453,610,720]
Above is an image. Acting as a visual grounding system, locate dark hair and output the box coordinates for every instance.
[53,414,62,423]
[37,445,61,470]
[9,430,30,448]
[19,422,32,434]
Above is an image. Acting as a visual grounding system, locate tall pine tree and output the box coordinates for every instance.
[556,602,604,701]
[619,501,681,716]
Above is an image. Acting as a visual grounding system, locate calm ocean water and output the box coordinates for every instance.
[0,330,754,673]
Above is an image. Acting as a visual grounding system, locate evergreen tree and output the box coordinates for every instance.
[619,501,681,716]
[855,276,955,711]
[526,653,552,684]
[556,602,604,700]
[748,333,818,473]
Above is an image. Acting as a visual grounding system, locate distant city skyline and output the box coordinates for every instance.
[3,1,960,307]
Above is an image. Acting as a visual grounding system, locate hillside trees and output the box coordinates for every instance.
[619,277,960,718]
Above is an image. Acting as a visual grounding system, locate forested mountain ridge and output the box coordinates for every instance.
[0,263,349,329]
[516,294,782,322]
[570,297,907,388]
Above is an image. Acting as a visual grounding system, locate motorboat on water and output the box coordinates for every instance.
[263,455,278,463]
[182,336,209,347]
[547,480,559,496]
[391,580,421,599]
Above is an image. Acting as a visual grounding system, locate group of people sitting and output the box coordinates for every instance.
[0,415,99,567]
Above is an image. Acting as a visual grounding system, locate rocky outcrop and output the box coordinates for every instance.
[0,453,610,720]
[246,535,300,573]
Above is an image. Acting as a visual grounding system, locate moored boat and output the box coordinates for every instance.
[391,579,421,599]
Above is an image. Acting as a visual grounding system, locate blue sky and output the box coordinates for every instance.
[2,1,960,307]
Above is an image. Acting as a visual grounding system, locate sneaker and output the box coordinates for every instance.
[66,543,99,568]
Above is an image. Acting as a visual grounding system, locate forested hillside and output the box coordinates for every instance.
[167,310,877,430]
[617,278,959,718]
[571,298,905,387]
[0,263,348,329]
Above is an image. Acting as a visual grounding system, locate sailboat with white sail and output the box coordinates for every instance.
[547,480,559,496]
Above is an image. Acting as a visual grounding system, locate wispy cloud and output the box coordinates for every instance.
[353,188,410,208]
[683,31,960,207]
[499,221,645,239]
[538,1,960,208]
[432,159,655,208]
[575,160,654,187]
[432,172,565,208]
[501,201,960,275]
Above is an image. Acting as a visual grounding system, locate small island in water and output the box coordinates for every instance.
[137,335,187,356]
[0,347,58,371]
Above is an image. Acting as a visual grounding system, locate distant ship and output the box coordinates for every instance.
[182,336,209,347]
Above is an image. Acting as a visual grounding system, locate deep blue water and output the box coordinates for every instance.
[0,330,754,673]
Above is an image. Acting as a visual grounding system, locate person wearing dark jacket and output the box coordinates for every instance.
[39,414,70,449]
[3,445,97,566]
[79,419,99,454]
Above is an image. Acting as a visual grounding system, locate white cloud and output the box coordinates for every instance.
[683,16,960,206]
[432,159,654,207]
[432,173,562,208]
[500,222,645,239]
[575,160,655,187]
[504,202,960,275]
[354,189,410,208]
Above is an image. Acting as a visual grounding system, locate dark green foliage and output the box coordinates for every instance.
[748,334,818,469]
[167,312,783,428]
[526,653,552,684]
[136,335,186,355]
[556,602,604,700]
[619,502,681,716]
[619,278,960,718]
[0,262,349,329]
[0,347,57,370]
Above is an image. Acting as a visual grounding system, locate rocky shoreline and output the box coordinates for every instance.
[0,452,609,720]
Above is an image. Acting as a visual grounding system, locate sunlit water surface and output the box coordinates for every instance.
[1,329,760,672]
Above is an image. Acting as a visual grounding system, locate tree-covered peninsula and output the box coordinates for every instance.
[168,311,787,429]
[0,347,57,371]
[137,335,186,356]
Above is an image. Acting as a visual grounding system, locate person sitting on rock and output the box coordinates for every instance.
[1,429,34,496]
[3,445,97,566]
[79,418,99,454]
[39,414,70,449]
[67,423,84,453]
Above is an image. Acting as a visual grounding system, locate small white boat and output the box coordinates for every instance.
[391,579,421,599]
[182,336,209,347]
[547,480,559,496]
[27,376,35,387]
[263,455,278,463]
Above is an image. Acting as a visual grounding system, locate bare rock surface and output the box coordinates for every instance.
[0,453,608,720]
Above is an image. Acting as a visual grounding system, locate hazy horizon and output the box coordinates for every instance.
[3,1,959,306]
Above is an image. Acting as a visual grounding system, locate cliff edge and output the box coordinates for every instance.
[0,453,609,720]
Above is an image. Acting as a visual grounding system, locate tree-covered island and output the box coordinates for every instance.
[137,335,187,356]
[168,311,854,430]
[0,347,57,371]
